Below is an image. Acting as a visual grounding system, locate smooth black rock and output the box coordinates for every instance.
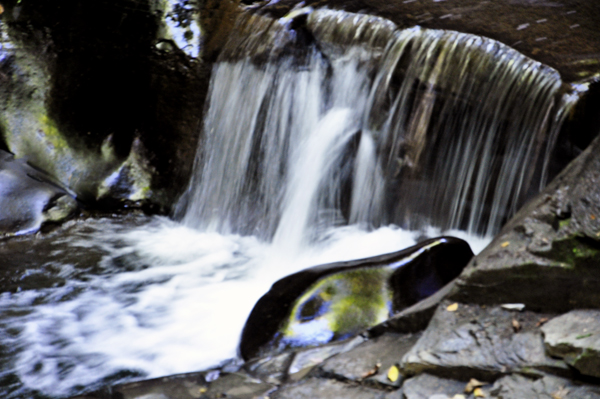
[240,236,473,360]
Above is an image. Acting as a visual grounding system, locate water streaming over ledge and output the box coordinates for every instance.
[0,8,583,399]
[177,9,570,240]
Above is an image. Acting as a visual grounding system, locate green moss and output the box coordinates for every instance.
[559,218,571,230]
[282,267,391,340]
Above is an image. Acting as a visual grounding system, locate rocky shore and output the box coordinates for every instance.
[1,1,600,398]
[70,136,600,399]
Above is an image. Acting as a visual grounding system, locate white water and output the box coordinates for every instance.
[0,217,493,398]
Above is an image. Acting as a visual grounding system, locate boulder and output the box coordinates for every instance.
[0,0,210,212]
[541,310,600,379]
[0,149,77,235]
[488,373,600,399]
[401,302,568,380]
[270,378,392,399]
[239,237,473,360]
[320,332,420,387]
[452,134,600,312]
[400,373,468,399]
[75,369,274,399]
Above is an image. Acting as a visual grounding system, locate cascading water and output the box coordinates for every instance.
[178,9,570,240]
[0,8,579,399]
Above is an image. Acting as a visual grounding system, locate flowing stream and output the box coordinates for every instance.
[0,9,579,399]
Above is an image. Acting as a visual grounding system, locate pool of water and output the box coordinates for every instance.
[0,214,489,398]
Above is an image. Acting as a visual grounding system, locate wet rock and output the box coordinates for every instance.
[370,279,458,335]
[270,378,391,399]
[286,336,365,381]
[0,0,209,211]
[402,302,567,380]
[488,373,600,399]
[453,134,600,312]
[107,370,274,399]
[244,352,295,385]
[240,237,473,360]
[270,0,600,83]
[320,333,420,387]
[542,310,600,378]
[0,149,77,235]
[401,373,468,399]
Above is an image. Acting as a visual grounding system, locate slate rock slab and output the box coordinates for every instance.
[270,378,392,399]
[102,370,274,399]
[542,310,600,378]
[401,373,470,399]
[489,374,600,399]
[320,332,420,387]
[453,134,600,312]
[402,302,567,379]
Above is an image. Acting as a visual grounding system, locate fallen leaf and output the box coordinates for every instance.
[473,387,486,397]
[512,319,521,332]
[387,365,400,382]
[591,214,596,220]
[501,241,510,248]
[551,386,569,399]
[536,317,549,327]
[0,4,4,15]
[465,378,485,393]
[360,362,381,379]
[447,303,459,312]
[199,387,207,394]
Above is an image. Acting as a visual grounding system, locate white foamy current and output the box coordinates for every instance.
[0,216,490,398]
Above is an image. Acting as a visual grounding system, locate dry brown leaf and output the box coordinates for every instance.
[447,303,459,312]
[551,386,569,399]
[465,378,485,393]
[536,317,549,327]
[0,4,4,14]
[360,363,381,379]
[512,319,521,332]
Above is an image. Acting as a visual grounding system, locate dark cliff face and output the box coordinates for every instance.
[0,0,210,211]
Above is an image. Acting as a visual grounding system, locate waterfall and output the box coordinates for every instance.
[1,9,582,398]
[177,8,569,240]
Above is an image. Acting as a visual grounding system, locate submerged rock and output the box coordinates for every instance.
[240,237,473,360]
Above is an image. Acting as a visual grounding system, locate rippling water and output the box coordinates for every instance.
[0,215,489,398]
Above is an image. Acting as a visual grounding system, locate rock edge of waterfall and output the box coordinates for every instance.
[71,135,600,399]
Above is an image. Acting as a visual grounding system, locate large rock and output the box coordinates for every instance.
[401,302,567,380]
[240,237,473,360]
[0,0,210,211]
[0,149,77,235]
[488,373,600,399]
[452,134,600,312]
[542,310,600,379]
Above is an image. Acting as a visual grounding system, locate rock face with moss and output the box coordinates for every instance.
[0,0,210,215]
[452,134,600,312]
